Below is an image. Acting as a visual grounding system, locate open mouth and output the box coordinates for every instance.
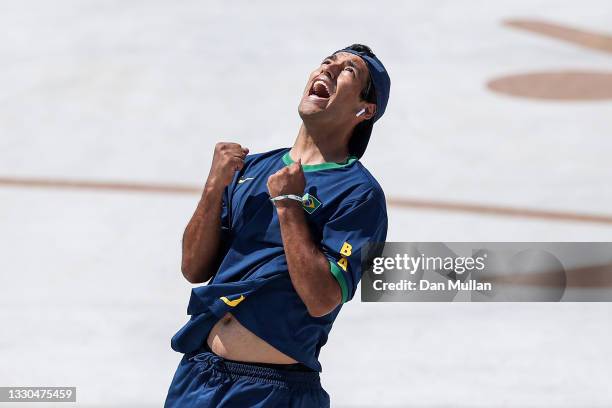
[309,79,332,99]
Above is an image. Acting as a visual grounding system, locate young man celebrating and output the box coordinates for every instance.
[165,44,390,407]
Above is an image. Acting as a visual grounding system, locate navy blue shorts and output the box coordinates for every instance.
[164,349,330,407]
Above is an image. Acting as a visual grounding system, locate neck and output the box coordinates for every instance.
[290,121,352,165]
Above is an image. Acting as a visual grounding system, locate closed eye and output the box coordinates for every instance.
[344,66,357,77]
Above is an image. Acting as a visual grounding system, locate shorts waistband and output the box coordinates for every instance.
[188,351,321,389]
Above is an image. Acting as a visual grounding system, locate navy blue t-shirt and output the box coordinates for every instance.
[171,147,388,371]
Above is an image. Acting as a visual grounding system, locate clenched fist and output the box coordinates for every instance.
[267,160,306,206]
[206,142,249,190]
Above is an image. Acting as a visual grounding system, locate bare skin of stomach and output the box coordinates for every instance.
[206,312,298,364]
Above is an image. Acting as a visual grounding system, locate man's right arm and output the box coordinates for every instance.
[181,142,248,284]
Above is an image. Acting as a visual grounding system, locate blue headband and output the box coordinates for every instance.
[334,47,391,123]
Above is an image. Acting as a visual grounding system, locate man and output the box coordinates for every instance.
[165,44,390,407]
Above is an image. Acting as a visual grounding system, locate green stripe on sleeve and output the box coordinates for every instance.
[329,261,349,303]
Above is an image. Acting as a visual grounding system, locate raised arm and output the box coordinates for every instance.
[267,161,342,317]
[181,142,248,283]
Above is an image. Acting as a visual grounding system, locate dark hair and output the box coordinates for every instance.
[343,44,377,157]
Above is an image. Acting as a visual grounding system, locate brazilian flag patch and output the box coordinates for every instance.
[302,193,322,214]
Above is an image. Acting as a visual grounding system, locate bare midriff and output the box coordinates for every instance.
[206,312,298,364]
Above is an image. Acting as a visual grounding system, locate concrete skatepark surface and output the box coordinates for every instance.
[1,0,611,406]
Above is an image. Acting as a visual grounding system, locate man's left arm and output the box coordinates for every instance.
[268,161,342,317]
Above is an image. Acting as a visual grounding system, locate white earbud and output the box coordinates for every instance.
[356,108,366,117]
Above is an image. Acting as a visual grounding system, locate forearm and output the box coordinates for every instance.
[181,184,224,283]
[277,203,341,317]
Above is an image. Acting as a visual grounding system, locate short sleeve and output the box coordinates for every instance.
[321,191,388,303]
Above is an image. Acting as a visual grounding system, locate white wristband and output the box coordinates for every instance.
[269,194,306,203]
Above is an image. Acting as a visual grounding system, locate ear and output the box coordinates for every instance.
[359,103,377,121]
